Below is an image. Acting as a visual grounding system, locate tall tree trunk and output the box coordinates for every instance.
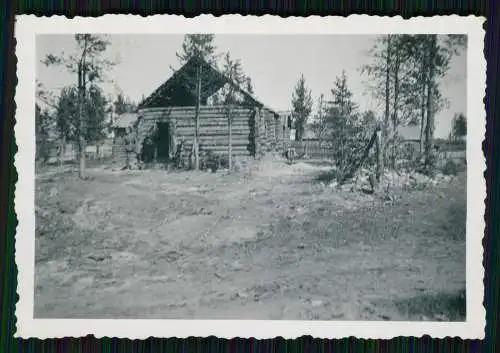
[341,125,380,184]
[380,35,391,181]
[419,82,427,155]
[392,41,400,129]
[391,44,400,169]
[193,62,202,170]
[419,45,428,156]
[318,94,324,147]
[375,126,383,182]
[424,35,437,173]
[59,135,65,171]
[339,123,346,174]
[295,125,298,141]
[78,62,86,179]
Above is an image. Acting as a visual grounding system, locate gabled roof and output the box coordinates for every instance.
[112,113,139,129]
[139,56,278,116]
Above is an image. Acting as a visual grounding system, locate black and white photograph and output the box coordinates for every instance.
[14,15,485,339]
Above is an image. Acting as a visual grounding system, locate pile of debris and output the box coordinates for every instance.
[330,168,456,193]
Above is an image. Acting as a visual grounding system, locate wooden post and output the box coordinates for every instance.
[341,126,380,184]
[228,106,233,170]
[375,126,383,183]
[193,62,202,170]
[254,107,262,157]
[59,135,65,171]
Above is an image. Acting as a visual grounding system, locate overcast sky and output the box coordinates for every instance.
[36,34,466,138]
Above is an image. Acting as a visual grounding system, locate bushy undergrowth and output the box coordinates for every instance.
[199,150,235,172]
[442,158,459,176]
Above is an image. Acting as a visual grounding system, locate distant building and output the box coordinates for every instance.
[302,124,317,140]
[112,112,140,137]
[111,112,140,163]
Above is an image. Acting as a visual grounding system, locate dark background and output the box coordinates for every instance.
[1,1,497,352]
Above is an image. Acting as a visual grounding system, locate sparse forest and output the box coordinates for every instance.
[40,34,114,178]
[292,34,467,189]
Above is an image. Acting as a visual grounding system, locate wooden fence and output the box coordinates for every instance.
[288,139,335,159]
[289,138,466,164]
[39,138,114,165]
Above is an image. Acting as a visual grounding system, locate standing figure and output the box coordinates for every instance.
[174,139,185,169]
[123,127,137,169]
[286,146,296,164]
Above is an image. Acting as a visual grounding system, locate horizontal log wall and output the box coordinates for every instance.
[112,135,129,164]
[254,108,282,155]
[137,106,256,163]
[112,106,284,166]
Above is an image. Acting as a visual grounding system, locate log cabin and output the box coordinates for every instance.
[113,56,286,167]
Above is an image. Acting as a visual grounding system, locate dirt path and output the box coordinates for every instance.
[35,159,466,320]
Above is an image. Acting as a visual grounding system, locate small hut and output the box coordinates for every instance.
[125,56,284,167]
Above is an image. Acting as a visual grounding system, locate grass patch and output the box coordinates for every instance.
[393,289,466,321]
[315,169,338,183]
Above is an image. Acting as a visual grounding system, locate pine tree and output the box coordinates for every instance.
[220,52,246,103]
[85,85,109,146]
[291,74,313,141]
[452,113,467,141]
[176,34,217,65]
[168,34,220,169]
[114,93,136,115]
[55,84,108,146]
[327,71,360,174]
[245,77,254,95]
[361,34,465,176]
[421,34,465,174]
[43,34,114,179]
[219,52,248,170]
[310,94,328,141]
[35,103,54,162]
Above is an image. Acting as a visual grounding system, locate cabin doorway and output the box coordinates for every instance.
[154,122,171,161]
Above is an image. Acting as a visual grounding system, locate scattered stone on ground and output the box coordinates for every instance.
[34,158,466,321]
[330,168,457,193]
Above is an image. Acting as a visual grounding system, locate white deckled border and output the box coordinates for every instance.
[14,14,486,339]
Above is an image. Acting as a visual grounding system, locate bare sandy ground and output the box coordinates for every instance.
[34,158,466,320]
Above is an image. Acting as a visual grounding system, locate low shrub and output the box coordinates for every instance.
[200,150,219,172]
[199,150,237,172]
[442,158,458,176]
[316,169,338,184]
[219,154,230,169]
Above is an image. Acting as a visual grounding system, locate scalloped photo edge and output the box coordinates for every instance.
[13,14,486,339]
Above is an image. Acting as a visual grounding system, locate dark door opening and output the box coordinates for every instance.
[155,122,171,161]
